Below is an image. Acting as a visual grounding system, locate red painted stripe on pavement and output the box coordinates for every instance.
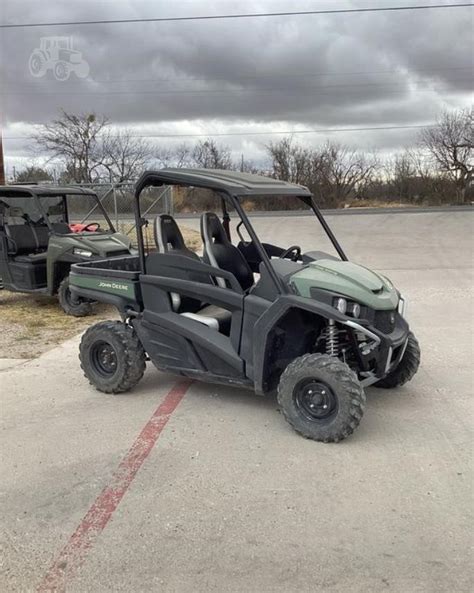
[37,380,192,593]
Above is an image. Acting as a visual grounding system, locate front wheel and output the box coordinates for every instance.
[79,321,146,393]
[58,276,93,317]
[374,332,421,389]
[277,354,366,443]
[54,61,70,81]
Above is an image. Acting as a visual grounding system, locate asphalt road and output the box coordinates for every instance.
[1,210,473,593]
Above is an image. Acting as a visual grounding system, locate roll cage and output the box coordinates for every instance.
[0,185,115,234]
[134,168,348,294]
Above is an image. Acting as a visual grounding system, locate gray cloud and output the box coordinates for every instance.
[1,0,472,168]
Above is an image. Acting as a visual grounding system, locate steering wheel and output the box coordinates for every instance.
[279,245,301,262]
[83,222,100,232]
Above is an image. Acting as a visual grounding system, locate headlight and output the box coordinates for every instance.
[398,295,407,318]
[348,302,361,318]
[73,248,93,257]
[333,297,362,318]
[334,297,347,314]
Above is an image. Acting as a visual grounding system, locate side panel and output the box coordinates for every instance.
[135,312,246,380]
[240,294,271,381]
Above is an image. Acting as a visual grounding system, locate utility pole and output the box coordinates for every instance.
[0,127,5,185]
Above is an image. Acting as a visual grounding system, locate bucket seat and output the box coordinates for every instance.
[200,212,254,291]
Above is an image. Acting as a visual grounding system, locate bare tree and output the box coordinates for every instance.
[319,142,378,206]
[102,130,152,182]
[33,110,108,183]
[266,137,313,184]
[192,139,233,169]
[420,108,473,203]
[387,152,417,202]
[152,143,189,168]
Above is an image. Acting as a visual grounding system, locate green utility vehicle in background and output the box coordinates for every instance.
[0,185,133,316]
[71,169,420,442]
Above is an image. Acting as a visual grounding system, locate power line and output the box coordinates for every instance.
[3,77,471,97]
[3,124,433,141]
[5,66,471,88]
[1,4,472,29]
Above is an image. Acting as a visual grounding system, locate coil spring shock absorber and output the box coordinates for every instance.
[326,319,339,357]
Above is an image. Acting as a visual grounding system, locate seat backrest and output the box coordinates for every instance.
[200,212,254,291]
[151,214,201,313]
[33,225,50,250]
[4,224,38,255]
[51,222,71,235]
[154,214,199,260]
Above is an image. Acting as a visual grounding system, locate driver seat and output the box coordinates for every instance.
[200,212,254,291]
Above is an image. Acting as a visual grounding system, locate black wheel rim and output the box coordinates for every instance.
[90,340,118,377]
[294,379,338,422]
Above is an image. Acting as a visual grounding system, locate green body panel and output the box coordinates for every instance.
[70,274,137,298]
[290,259,399,310]
[46,232,131,294]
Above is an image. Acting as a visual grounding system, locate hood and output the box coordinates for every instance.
[76,232,130,254]
[51,232,131,256]
[290,259,399,310]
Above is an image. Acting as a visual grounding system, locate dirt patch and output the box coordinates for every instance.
[345,199,418,209]
[0,290,117,359]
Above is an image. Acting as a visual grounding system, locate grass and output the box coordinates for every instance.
[0,290,117,359]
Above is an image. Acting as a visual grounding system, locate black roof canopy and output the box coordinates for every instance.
[0,185,97,198]
[136,168,312,198]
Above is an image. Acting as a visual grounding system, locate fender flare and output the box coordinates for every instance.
[252,295,349,395]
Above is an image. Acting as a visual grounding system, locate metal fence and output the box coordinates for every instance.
[68,182,173,248]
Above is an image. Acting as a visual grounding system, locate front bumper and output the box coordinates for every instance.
[341,299,410,386]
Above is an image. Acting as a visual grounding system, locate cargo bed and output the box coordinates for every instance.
[70,255,142,314]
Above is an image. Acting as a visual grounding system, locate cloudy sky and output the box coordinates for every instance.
[0,0,472,174]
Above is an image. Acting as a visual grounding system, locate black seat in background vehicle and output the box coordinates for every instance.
[4,224,47,262]
[200,212,254,291]
[51,222,71,234]
[5,223,70,263]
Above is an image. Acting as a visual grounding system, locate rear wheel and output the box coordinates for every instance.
[80,321,146,393]
[374,332,421,389]
[277,353,365,443]
[58,276,93,317]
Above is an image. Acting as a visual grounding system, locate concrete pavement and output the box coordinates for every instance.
[1,210,473,592]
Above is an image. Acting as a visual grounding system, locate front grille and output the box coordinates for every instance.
[374,310,397,334]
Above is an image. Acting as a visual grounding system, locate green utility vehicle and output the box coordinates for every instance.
[0,185,133,316]
[71,169,420,442]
